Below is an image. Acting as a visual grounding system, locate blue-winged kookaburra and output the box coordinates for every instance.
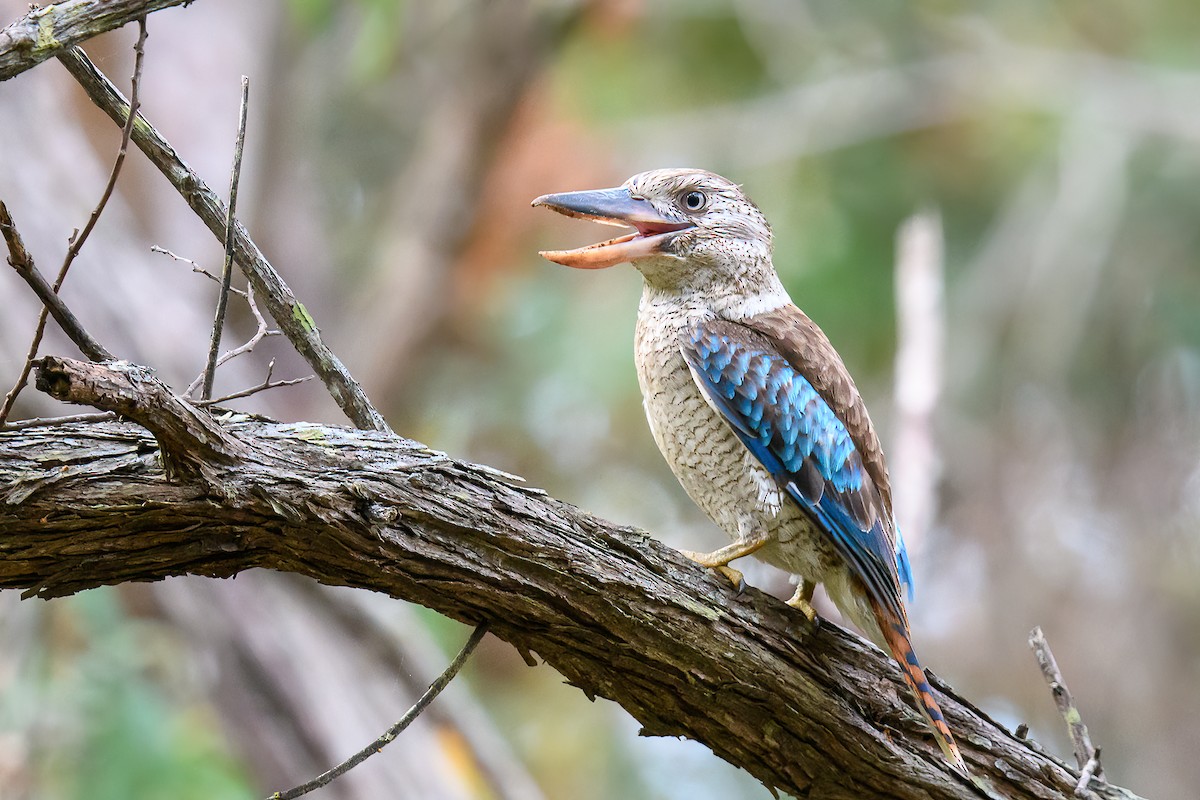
[533,168,966,773]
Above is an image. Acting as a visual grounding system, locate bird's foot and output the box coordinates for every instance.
[679,549,748,594]
[785,581,819,627]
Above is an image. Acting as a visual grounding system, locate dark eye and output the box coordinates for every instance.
[681,190,707,212]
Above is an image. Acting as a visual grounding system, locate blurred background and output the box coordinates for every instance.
[2,0,1199,798]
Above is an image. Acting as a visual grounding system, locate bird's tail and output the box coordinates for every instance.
[872,601,968,774]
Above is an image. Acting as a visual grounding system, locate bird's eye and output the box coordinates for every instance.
[681,190,707,212]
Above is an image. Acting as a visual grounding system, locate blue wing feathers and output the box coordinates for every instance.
[684,323,910,619]
[895,527,915,602]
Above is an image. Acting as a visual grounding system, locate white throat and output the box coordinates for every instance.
[710,270,792,320]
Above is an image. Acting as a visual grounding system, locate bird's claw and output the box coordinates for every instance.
[679,549,748,593]
[716,565,747,594]
[786,594,818,622]
[786,581,820,629]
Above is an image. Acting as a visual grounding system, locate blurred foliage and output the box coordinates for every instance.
[0,591,252,800]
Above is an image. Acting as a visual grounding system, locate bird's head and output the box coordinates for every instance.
[533,168,774,295]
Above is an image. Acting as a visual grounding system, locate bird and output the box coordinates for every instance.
[532,168,967,774]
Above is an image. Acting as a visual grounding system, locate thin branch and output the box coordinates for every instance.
[198,377,311,407]
[0,203,47,426]
[1028,626,1103,781]
[57,47,393,434]
[0,411,116,430]
[0,21,146,424]
[268,623,490,800]
[150,246,248,297]
[0,0,190,81]
[202,75,250,401]
[184,284,280,398]
[196,360,313,407]
[308,586,547,800]
[0,201,115,364]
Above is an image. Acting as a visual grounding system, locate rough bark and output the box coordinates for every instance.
[0,0,194,81]
[0,357,1142,800]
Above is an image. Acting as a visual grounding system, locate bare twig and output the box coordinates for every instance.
[57,48,393,434]
[0,411,117,430]
[0,201,115,364]
[199,378,311,407]
[202,75,250,401]
[1029,627,1104,783]
[0,21,146,424]
[196,360,312,407]
[151,246,248,297]
[184,284,280,398]
[0,203,49,426]
[267,623,490,800]
[309,587,547,800]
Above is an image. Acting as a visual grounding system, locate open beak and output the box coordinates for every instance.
[532,187,694,269]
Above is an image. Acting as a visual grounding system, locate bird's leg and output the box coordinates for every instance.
[679,531,767,593]
[786,577,818,624]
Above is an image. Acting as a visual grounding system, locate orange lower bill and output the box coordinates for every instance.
[538,230,678,269]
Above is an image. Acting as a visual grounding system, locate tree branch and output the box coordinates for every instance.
[0,0,191,81]
[0,358,1144,800]
[33,355,247,479]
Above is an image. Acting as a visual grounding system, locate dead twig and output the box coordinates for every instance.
[151,246,248,298]
[202,75,250,401]
[185,282,280,398]
[267,623,490,800]
[0,411,117,430]
[0,20,146,424]
[196,359,312,407]
[61,19,149,281]
[1029,626,1104,793]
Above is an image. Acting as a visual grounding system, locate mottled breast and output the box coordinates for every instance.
[632,291,833,580]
